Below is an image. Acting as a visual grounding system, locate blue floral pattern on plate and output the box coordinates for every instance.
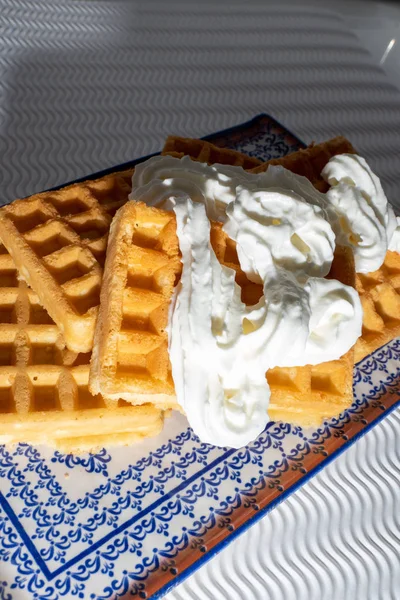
[1,115,399,600]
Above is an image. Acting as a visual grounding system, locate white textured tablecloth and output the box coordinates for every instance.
[1,1,399,598]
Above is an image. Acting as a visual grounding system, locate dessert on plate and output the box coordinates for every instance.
[0,242,164,451]
[0,133,399,451]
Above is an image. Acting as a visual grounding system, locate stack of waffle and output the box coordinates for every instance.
[1,135,398,451]
[0,242,164,452]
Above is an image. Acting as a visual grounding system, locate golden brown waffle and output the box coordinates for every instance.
[0,170,133,353]
[91,199,356,427]
[0,242,164,452]
[162,135,262,169]
[212,225,356,426]
[91,136,359,427]
[90,201,182,408]
[354,250,400,362]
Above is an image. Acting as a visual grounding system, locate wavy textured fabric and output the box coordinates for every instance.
[1,1,400,205]
[0,2,399,599]
[166,411,400,600]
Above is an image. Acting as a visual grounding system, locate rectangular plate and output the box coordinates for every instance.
[1,114,399,600]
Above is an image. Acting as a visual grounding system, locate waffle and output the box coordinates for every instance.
[162,135,263,169]
[90,201,182,408]
[212,224,356,426]
[0,170,133,353]
[161,136,359,421]
[91,197,356,427]
[91,137,359,426]
[0,242,164,452]
[354,250,400,362]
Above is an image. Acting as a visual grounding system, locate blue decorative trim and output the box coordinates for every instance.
[51,450,112,478]
[0,582,13,600]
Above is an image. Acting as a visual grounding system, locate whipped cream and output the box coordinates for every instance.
[389,215,400,253]
[131,155,254,221]
[241,269,311,369]
[131,154,365,448]
[224,184,335,281]
[223,187,361,369]
[302,277,362,365]
[322,153,396,273]
[169,196,270,447]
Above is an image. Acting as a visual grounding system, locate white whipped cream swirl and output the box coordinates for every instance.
[321,153,397,273]
[224,186,361,369]
[131,155,364,448]
[224,185,335,281]
[169,196,270,447]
